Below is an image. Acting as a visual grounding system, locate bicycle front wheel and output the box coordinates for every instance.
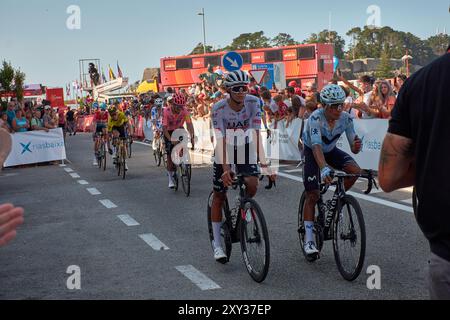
[181,164,191,197]
[101,142,107,171]
[239,199,270,283]
[127,138,132,158]
[332,195,366,281]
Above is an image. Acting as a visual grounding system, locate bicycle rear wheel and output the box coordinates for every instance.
[239,199,270,283]
[181,164,191,197]
[297,192,324,262]
[207,192,232,262]
[332,195,366,281]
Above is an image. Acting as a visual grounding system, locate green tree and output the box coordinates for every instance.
[189,42,214,55]
[13,69,26,102]
[0,61,15,93]
[226,31,271,50]
[303,29,346,59]
[271,33,298,47]
[376,51,394,78]
[425,33,450,56]
[344,26,436,66]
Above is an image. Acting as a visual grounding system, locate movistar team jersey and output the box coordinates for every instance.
[302,108,357,153]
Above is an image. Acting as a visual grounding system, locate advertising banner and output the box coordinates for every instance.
[4,128,67,167]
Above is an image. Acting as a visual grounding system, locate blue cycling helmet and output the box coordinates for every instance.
[320,84,346,105]
[100,102,107,110]
[92,102,99,109]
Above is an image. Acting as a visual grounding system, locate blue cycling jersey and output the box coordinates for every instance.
[302,108,357,153]
[151,106,163,131]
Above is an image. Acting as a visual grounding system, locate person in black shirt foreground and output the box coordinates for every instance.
[379,45,450,299]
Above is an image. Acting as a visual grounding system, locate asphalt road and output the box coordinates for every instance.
[0,133,429,300]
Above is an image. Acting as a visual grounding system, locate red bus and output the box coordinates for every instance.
[160,43,334,91]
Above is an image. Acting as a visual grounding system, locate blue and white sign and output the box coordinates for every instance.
[4,128,67,167]
[333,56,340,72]
[222,51,243,72]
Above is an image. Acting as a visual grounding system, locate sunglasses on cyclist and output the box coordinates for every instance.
[230,86,249,93]
[327,104,344,111]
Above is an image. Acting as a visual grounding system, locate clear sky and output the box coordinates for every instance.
[1,0,449,87]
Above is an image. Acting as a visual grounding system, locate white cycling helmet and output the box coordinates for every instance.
[320,84,346,105]
[223,70,250,88]
[154,98,163,106]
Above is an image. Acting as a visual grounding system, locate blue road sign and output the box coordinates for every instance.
[222,52,243,72]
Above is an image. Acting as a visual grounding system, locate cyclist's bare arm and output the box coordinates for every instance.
[379,133,415,192]
[312,144,327,170]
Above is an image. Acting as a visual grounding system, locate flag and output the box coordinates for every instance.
[109,65,116,81]
[101,69,107,83]
[117,61,123,78]
[66,84,71,97]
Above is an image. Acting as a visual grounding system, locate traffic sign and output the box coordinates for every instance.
[249,69,268,85]
[222,52,243,72]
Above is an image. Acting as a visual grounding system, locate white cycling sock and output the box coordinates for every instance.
[212,222,223,249]
[304,221,315,244]
[168,171,174,182]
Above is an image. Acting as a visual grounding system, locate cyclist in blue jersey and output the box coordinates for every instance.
[151,97,164,151]
[302,84,362,256]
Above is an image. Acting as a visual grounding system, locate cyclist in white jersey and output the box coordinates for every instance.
[210,70,276,263]
[302,84,363,257]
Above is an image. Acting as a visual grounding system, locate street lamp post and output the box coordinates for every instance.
[198,8,207,54]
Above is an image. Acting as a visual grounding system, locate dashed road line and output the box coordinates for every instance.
[139,234,169,251]
[64,168,74,173]
[77,180,89,185]
[117,214,140,226]
[175,265,221,291]
[87,188,101,195]
[99,199,117,209]
[70,173,80,178]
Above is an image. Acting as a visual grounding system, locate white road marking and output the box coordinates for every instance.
[278,171,413,213]
[175,265,221,291]
[139,234,169,251]
[59,164,67,167]
[0,173,19,178]
[64,168,74,173]
[70,173,80,178]
[134,141,151,146]
[284,169,303,173]
[87,188,101,195]
[117,214,140,226]
[77,180,89,185]
[99,199,117,209]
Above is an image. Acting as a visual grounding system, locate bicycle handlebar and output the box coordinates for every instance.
[325,170,379,195]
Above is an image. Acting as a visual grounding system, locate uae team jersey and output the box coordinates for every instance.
[303,108,357,153]
[212,95,262,136]
[162,107,191,132]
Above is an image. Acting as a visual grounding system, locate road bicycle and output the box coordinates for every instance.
[95,132,107,171]
[297,170,378,281]
[113,137,128,180]
[207,174,270,283]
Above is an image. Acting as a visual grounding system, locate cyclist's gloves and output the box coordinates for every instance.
[320,166,333,182]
